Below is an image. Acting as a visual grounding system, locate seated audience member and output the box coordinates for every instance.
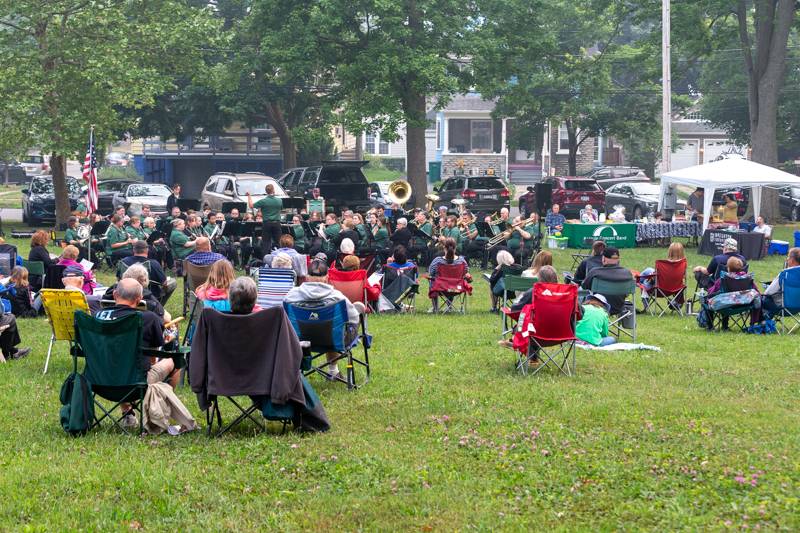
[0,302,30,362]
[57,245,96,294]
[639,242,686,294]
[706,256,757,298]
[186,236,225,266]
[581,246,634,316]
[572,240,605,285]
[28,230,54,292]
[119,241,174,302]
[489,250,520,313]
[62,266,102,314]
[693,237,746,289]
[762,247,800,317]
[427,237,471,313]
[121,263,170,322]
[334,221,360,254]
[510,265,559,313]
[580,204,599,223]
[386,245,415,270]
[7,267,38,318]
[271,252,294,271]
[576,293,615,346]
[263,234,304,269]
[339,254,360,272]
[195,259,236,311]
[752,216,772,239]
[522,250,553,279]
[339,237,356,257]
[285,259,365,380]
[228,276,259,315]
[545,204,566,233]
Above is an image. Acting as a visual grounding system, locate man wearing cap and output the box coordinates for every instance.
[62,265,102,314]
[693,237,747,288]
[581,246,634,315]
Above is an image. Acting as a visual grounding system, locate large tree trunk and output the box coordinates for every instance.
[355,133,364,160]
[403,92,428,208]
[265,103,297,169]
[567,120,578,175]
[736,0,794,221]
[51,154,71,227]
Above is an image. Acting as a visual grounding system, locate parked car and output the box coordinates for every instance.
[584,166,649,190]
[368,180,417,210]
[277,161,371,213]
[0,161,26,183]
[201,172,288,213]
[540,176,606,218]
[604,182,662,220]
[779,186,800,221]
[96,179,136,215]
[432,174,510,214]
[112,182,173,216]
[104,151,131,167]
[22,175,81,225]
[19,154,49,177]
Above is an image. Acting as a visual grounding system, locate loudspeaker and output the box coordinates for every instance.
[534,182,553,216]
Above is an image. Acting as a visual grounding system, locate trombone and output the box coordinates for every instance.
[487,214,537,247]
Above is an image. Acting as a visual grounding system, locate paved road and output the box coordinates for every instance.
[1,208,22,222]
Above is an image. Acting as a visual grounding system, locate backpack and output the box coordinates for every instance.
[59,372,95,436]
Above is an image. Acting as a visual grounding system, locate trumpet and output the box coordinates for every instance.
[487,215,537,247]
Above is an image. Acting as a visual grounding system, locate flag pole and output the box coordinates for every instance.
[87,125,94,267]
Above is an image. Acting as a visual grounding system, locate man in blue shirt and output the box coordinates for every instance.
[545,204,566,233]
[186,237,225,266]
[693,237,747,288]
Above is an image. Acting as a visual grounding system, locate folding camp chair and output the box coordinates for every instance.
[0,243,17,276]
[500,275,536,338]
[256,267,297,308]
[182,260,212,317]
[190,308,302,436]
[43,264,67,289]
[590,277,637,342]
[774,268,800,334]
[640,258,687,317]
[72,311,186,435]
[328,267,373,313]
[707,272,759,332]
[520,283,579,376]
[40,289,90,374]
[284,300,371,390]
[429,262,472,314]
[381,265,419,312]
[22,259,45,280]
[116,260,162,297]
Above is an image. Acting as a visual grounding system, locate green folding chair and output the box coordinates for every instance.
[500,275,536,337]
[72,311,186,435]
[22,259,45,278]
[590,277,637,342]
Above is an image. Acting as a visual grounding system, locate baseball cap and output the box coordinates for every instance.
[62,265,84,278]
[602,247,620,259]
[587,293,611,313]
[723,237,738,251]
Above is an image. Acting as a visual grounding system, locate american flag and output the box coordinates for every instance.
[82,129,99,214]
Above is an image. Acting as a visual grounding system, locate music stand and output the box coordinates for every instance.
[475,222,494,239]
[222,220,242,240]
[177,198,201,213]
[221,201,247,215]
[146,230,165,245]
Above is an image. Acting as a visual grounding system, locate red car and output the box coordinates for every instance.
[540,176,606,218]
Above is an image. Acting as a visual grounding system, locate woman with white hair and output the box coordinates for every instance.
[488,249,523,313]
[271,252,293,270]
[339,237,355,255]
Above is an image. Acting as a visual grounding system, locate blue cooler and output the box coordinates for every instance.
[795,230,800,248]
[769,240,789,256]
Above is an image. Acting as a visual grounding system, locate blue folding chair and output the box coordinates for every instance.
[283,300,371,390]
[257,267,296,309]
[776,268,800,334]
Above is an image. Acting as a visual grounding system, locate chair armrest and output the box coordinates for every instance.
[142,347,189,369]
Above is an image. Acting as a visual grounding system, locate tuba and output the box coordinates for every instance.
[387,180,412,206]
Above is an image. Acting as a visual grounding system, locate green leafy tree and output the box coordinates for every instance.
[0,0,218,224]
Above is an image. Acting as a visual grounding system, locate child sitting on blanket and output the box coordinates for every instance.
[576,293,616,346]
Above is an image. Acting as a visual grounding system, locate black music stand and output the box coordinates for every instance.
[177,198,202,213]
[146,230,165,245]
[221,201,247,215]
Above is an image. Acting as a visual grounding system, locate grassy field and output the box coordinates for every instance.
[0,224,799,531]
[0,184,23,209]
[363,166,405,183]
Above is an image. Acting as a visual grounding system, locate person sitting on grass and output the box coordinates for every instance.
[7,267,38,318]
[62,266,102,314]
[284,259,365,381]
[693,237,747,289]
[576,293,615,346]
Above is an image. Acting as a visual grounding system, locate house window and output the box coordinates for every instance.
[471,120,492,153]
[365,133,376,154]
[436,120,442,150]
[558,123,570,152]
[686,111,703,120]
[593,138,600,162]
[379,138,389,155]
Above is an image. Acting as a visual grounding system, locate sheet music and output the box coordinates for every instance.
[368,272,384,286]
[80,259,94,271]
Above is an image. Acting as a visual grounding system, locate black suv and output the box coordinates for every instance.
[277,161,370,213]
[22,175,82,225]
[432,174,510,214]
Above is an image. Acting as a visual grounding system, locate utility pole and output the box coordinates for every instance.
[661,0,671,176]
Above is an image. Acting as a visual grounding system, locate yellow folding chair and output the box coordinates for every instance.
[40,289,90,374]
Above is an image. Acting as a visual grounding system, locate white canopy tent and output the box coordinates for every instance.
[658,158,800,233]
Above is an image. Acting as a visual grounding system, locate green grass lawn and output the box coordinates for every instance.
[363,166,405,183]
[1,224,799,530]
[0,184,23,209]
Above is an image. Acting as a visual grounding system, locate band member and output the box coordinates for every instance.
[460,211,485,267]
[438,215,462,254]
[126,216,147,242]
[106,214,134,263]
[334,219,360,254]
[247,183,283,255]
[140,205,153,220]
[63,216,89,261]
[166,183,181,213]
[186,214,205,239]
[409,211,433,266]
[505,215,539,265]
[203,212,219,237]
[169,218,197,273]
[143,216,171,268]
[290,214,307,253]
[369,213,390,261]
[390,217,412,250]
[353,213,369,250]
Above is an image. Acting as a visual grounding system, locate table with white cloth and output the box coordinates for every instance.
[635,221,701,244]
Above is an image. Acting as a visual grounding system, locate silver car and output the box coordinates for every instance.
[19,154,48,177]
[113,182,172,216]
[200,172,288,212]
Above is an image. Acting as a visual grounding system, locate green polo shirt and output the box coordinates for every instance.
[442,226,462,247]
[413,222,433,246]
[64,227,79,245]
[253,195,283,222]
[126,225,147,241]
[372,226,389,248]
[291,224,306,252]
[106,225,131,253]
[170,229,193,260]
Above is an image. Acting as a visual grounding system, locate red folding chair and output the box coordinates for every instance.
[328,268,379,312]
[521,282,579,376]
[428,262,472,313]
[640,258,687,317]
